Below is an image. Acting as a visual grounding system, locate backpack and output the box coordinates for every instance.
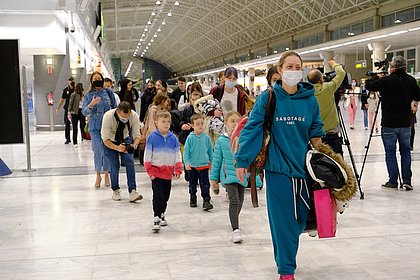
[230,87,276,207]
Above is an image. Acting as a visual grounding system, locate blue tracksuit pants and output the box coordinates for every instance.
[265,171,310,275]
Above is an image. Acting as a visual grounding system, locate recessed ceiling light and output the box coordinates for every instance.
[394,19,402,24]
[151,11,156,16]
[157,28,161,32]
[156,1,161,5]
[348,32,355,36]
[141,54,144,57]
[146,46,149,50]
[148,43,151,46]
[154,34,157,37]
[162,21,166,25]
[140,38,144,41]
[168,12,172,16]
[144,27,148,31]
[151,39,154,42]
[142,34,145,37]
[147,20,152,25]
[133,54,136,57]
[174,1,180,5]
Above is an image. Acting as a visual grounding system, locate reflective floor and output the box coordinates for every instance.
[1,109,420,280]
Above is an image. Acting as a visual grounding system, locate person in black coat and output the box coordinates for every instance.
[140,80,156,122]
[365,55,420,190]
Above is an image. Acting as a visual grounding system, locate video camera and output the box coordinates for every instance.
[321,68,352,106]
[366,59,389,76]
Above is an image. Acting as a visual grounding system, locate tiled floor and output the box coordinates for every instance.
[0,110,419,280]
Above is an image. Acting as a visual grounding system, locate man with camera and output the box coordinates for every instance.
[101,101,143,201]
[307,60,346,155]
[365,56,420,190]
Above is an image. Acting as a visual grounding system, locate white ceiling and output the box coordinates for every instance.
[101,0,390,74]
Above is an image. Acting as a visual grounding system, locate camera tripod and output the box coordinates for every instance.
[337,106,365,199]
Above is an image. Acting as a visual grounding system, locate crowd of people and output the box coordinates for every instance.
[55,52,420,280]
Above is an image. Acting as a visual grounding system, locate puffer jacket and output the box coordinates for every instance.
[211,134,262,187]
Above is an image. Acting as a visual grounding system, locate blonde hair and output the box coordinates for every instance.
[225,111,241,123]
[153,94,169,106]
[156,110,171,121]
[276,51,302,68]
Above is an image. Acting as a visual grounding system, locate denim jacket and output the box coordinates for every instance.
[82,88,116,131]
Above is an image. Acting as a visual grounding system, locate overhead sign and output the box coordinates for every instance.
[355,59,367,69]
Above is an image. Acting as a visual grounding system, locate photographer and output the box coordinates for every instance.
[365,56,420,190]
[101,101,143,202]
[307,60,346,155]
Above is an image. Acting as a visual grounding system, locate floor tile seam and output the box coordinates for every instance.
[300,231,420,243]
[0,241,274,263]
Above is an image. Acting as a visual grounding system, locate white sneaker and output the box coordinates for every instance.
[232,229,243,243]
[74,144,79,148]
[112,190,121,201]
[160,213,168,226]
[153,216,161,231]
[129,190,143,202]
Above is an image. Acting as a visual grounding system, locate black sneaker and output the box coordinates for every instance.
[403,183,413,191]
[381,182,398,189]
[64,140,71,144]
[190,194,197,207]
[203,198,213,211]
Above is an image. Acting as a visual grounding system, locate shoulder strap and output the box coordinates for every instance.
[106,88,115,108]
[264,87,276,130]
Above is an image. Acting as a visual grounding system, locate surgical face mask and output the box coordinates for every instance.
[271,80,277,87]
[225,80,237,88]
[92,80,104,88]
[351,82,356,87]
[281,71,302,87]
[119,116,129,123]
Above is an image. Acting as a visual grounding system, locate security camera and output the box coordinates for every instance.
[69,23,75,33]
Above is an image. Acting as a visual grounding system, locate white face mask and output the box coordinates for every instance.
[281,70,302,87]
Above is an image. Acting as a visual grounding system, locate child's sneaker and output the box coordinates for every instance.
[152,216,161,232]
[232,229,243,243]
[190,194,197,207]
[160,213,167,226]
[203,197,213,211]
[279,275,295,280]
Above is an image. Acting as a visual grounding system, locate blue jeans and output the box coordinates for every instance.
[362,109,368,128]
[90,129,110,172]
[104,146,137,192]
[381,127,412,184]
[188,168,210,198]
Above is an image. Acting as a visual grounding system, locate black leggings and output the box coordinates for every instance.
[71,109,86,144]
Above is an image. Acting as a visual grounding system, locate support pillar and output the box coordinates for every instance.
[372,41,385,71]
[248,67,255,92]
[323,51,334,73]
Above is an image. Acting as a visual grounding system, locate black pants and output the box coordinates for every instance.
[71,109,86,144]
[64,109,71,142]
[188,168,210,199]
[152,178,172,217]
[323,133,343,156]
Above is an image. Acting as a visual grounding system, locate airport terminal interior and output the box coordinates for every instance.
[1,0,420,279]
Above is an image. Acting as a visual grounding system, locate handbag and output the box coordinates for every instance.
[313,188,337,238]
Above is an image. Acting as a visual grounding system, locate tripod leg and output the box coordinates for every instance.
[337,107,364,199]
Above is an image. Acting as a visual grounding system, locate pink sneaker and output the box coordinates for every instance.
[279,275,295,280]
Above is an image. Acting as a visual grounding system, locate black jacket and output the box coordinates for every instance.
[365,69,420,127]
[172,87,186,104]
[140,88,156,122]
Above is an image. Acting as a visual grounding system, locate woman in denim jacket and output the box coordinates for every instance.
[82,71,117,188]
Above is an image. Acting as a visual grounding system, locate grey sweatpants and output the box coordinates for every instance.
[225,183,245,230]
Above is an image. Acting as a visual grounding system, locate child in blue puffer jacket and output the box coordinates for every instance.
[210,111,248,243]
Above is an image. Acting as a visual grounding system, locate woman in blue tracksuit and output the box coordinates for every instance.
[82,71,116,188]
[235,51,325,280]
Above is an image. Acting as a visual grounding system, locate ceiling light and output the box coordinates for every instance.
[148,43,151,46]
[154,34,157,37]
[348,32,355,36]
[367,43,373,51]
[394,19,401,24]
[146,46,149,50]
[384,44,392,51]
[175,1,180,5]
[168,12,172,16]
[151,39,154,42]
[133,54,136,57]
[138,43,141,46]
[273,50,278,54]
[141,54,144,57]
[144,50,147,53]
[140,38,144,41]
[157,28,161,32]
[147,20,152,25]
[144,27,148,31]
[285,47,289,50]
[162,21,166,25]
[156,1,161,5]
[142,34,145,37]
[151,11,156,16]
